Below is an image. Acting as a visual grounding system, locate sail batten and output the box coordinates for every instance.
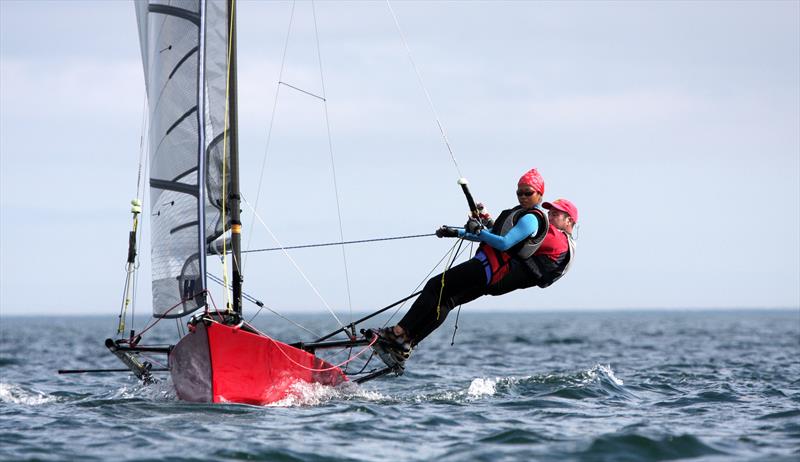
[149,178,198,196]
[164,106,198,137]
[169,46,200,79]
[138,0,233,318]
[148,4,201,25]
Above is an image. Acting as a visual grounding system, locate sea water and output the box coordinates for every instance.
[1,310,798,461]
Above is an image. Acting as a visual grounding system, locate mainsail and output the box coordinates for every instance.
[136,0,233,318]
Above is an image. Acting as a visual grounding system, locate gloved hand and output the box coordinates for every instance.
[435,226,459,238]
[475,202,494,228]
[464,217,483,235]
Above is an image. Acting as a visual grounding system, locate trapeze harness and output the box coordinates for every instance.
[474,206,575,288]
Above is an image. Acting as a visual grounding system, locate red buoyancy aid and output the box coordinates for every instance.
[535,225,569,261]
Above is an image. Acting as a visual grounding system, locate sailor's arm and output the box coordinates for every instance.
[459,213,538,251]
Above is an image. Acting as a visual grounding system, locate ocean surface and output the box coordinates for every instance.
[1,310,798,461]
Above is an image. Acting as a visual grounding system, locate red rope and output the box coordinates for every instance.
[203,291,226,323]
[132,296,190,341]
[133,290,215,341]
[139,353,168,370]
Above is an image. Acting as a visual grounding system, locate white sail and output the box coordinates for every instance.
[136,0,233,318]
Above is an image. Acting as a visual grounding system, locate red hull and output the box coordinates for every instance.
[169,321,347,405]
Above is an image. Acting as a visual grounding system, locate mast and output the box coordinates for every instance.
[228,0,243,317]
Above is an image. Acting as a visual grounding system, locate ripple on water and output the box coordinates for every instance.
[212,447,346,462]
[655,383,741,408]
[578,432,727,461]
[477,428,555,445]
[542,336,586,345]
[756,409,800,420]
[0,357,22,367]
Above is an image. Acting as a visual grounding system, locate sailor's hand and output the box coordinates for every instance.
[435,226,459,238]
[476,202,494,228]
[464,217,483,235]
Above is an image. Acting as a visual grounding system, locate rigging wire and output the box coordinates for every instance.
[244,0,297,272]
[385,0,463,179]
[383,238,474,328]
[278,81,324,100]
[435,238,462,320]
[450,240,473,346]
[242,196,347,330]
[207,273,322,338]
[229,2,470,341]
[241,0,353,330]
[242,232,434,253]
[135,93,148,203]
[132,94,150,337]
[311,0,355,320]
[116,91,150,339]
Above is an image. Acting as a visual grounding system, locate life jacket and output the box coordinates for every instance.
[477,206,548,285]
[492,206,549,258]
[531,229,576,288]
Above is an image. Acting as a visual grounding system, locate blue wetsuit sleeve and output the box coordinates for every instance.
[457,229,481,242]
[458,213,538,251]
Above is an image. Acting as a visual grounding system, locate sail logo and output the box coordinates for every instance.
[182,278,197,300]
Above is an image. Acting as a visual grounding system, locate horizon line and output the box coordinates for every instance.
[1,306,798,318]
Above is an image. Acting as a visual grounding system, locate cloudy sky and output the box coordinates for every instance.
[1,0,798,319]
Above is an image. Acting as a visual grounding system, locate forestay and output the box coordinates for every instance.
[135,0,233,318]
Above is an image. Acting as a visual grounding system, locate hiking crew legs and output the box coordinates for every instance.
[398,258,487,346]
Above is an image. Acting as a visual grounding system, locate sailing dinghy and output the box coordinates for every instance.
[58,0,481,405]
[94,0,412,405]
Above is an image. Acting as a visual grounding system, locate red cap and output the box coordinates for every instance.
[518,168,545,195]
[543,198,578,223]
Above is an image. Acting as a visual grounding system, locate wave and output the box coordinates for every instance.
[6,364,628,409]
[502,364,628,398]
[577,431,726,461]
[477,428,554,444]
[268,381,388,407]
[542,336,586,345]
[756,409,800,420]
[0,357,21,367]
[655,382,741,408]
[539,364,634,401]
[0,382,59,406]
[405,364,632,405]
[106,378,177,402]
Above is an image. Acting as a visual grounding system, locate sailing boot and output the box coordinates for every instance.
[363,328,413,373]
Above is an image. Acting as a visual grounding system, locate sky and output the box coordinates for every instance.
[1,0,798,319]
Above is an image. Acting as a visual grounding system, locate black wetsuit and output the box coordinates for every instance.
[398,208,569,346]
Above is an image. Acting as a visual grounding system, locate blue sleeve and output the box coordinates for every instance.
[458,213,538,251]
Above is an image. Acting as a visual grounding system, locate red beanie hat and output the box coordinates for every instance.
[518,168,545,195]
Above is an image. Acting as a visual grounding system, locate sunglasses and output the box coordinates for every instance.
[516,190,536,197]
